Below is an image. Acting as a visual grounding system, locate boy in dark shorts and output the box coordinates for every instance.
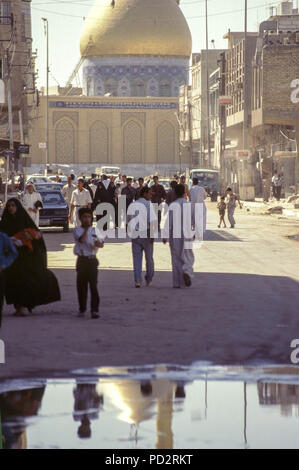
[217,196,227,228]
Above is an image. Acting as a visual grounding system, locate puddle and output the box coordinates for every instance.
[1,364,299,449]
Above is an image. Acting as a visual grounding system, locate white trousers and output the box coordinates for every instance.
[169,238,194,288]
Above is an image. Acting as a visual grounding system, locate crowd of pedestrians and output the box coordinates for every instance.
[0,170,244,323]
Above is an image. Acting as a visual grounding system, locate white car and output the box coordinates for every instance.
[26,175,52,185]
[100,166,120,177]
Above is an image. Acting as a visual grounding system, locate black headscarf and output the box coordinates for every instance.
[0,198,38,236]
[0,199,61,311]
[0,197,47,267]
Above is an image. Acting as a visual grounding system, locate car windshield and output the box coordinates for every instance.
[36,184,62,191]
[41,192,65,205]
[102,168,119,174]
[192,172,219,182]
[149,180,170,189]
[159,180,170,190]
[28,176,50,183]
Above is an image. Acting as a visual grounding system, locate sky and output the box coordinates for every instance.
[31,0,294,89]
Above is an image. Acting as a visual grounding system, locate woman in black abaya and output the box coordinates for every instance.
[0,198,60,316]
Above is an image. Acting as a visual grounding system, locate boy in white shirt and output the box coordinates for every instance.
[74,208,104,319]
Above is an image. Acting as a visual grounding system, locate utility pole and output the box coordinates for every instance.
[206,0,211,168]
[5,48,14,203]
[220,52,227,192]
[18,110,27,181]
[42,18,49,176]
[178,117,182,175]
[188,100,193,170]
[243,0,248,151]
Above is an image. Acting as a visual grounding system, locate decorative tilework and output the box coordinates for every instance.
[82,56,189,98]
[55,120,75,164]
[121,112,146,126]
[50,101,178,110]
[53,111,78,126]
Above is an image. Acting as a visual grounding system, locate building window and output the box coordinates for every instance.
[55,119,75,163]
[131,78,145,97]
[89,121,109,163]
[105,78,118,96]
[21,5,31,42]
[123,120,142,163]
[160,80,170,97]
[0,2,11,25]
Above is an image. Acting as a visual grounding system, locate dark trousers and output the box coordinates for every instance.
[276,185,282,201]
[76,257,100,314]
[0,272,4,327]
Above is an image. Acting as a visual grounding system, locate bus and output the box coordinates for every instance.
[189,169,220,193]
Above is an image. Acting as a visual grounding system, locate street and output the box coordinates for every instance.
[1,202,299,379]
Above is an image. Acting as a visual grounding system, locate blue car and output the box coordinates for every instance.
[38,190,69,232]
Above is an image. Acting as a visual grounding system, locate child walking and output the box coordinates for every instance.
[217,197,227,228]
[74,208,104,319]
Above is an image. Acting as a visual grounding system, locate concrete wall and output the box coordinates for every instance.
[262,46,299,126]
[0,0,33,142]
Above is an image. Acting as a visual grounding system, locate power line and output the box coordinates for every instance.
[31,1,281,21]
[33,0,211,6]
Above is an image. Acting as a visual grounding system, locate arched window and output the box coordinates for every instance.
[95,78,105,96]
[118,77,131,97]
[89,121,109,163]
[123,120,142,163]
[131,78,145,97]
[157,121,175,163]
[105,78,118,96]
[160,79,171,97]
[86,77,94,96]
[55,119,75,163]
[146,78,159,97]
[171,79,180,97]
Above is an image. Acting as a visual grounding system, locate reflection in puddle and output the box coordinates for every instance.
[1,364,299,449]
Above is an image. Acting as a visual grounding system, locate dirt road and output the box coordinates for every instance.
[1,202,299,379]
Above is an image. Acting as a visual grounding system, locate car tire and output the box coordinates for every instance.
[63,223,69,233]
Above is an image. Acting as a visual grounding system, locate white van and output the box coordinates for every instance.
[99,166,120,177]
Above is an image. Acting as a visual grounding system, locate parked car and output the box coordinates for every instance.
[100,166,120,177]
[48,175,68,186]
[39,190,69,232]
[26,175,52,186]
[34,182,64,192]
[149,178,170,191]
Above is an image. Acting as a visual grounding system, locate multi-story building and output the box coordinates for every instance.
[221,30,259,199]
[179,49,225,170]
[212,1,299,199]
[251,1,299,195]
[0,0,34,165]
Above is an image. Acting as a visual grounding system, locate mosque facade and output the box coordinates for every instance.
[28,0,192,175]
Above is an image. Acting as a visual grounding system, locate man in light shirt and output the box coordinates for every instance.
[129,186,157,288]
[163,184,195,289]
[69,178,93,227]
[89,179,97,198]
[120,174,127,191]
[21,183,43,227]
[189,177,207,232]
[62,176,76,211]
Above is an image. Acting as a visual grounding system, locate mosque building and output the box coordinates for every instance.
[29,0,192,176]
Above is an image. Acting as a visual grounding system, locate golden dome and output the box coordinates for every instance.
[80,0,192,58]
